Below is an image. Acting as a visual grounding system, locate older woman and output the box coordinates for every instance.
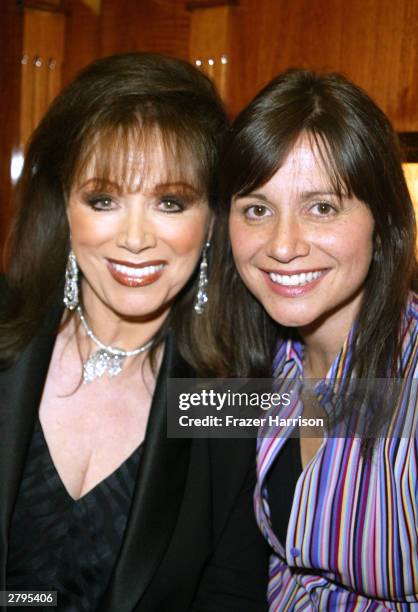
[0,53,267,611]
[216,68,417,609]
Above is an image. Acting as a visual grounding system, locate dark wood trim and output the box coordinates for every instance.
[186,0,237,10]
[22,0,65,12]
[399,133,418,163]
[0,1,24,267]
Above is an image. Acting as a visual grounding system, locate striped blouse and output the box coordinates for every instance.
[255,294,418,611]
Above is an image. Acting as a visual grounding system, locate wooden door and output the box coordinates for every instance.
[20,7,65,150]
[188,1,235,103]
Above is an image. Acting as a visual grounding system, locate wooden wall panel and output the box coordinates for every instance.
[337,0,418,131]
[189,6,232,99]
[228,0,418,130]
[100,0,190,60]
[62,0,101,85]
[0,1,23,257]
[82,0,418,131]
[20,8,66,148]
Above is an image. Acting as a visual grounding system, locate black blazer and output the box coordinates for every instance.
[0,303,268,611]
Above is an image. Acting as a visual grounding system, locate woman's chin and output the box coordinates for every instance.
[264,304,318,329]
[110,301,172,323]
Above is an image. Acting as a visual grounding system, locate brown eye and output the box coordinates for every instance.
[318,203,331,214]
[245,204,271,220]
[85,193,117,211]
[311,201,337,216]
[158,198,184,213]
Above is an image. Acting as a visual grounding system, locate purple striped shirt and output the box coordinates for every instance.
[255,294,418,611]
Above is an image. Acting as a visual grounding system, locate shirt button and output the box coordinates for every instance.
[290,547,300,557]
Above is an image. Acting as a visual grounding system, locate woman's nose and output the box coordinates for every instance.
[116,205,156,254]
[267,215,310,263]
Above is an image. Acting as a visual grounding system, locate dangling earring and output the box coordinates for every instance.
[194,240,210,315]
[63,249,79,310]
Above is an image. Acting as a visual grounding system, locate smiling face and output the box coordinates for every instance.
[67,135,211,325]
[229,134,375,339]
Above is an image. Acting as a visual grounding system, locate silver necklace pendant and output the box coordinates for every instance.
[83,349,126,384]
[76,305,154,384]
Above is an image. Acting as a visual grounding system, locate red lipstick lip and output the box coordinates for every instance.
[262,269,329,297]
[106,259,166,288]
[107,258,167,269]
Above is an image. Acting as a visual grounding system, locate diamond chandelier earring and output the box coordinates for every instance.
[63,249,79,310]
[194,240,210,315]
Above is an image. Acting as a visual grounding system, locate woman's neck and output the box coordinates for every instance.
[79,284,170,352]
[298,298,361,378]
[302,342,339,379]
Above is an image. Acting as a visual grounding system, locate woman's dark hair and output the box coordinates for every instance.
[212,68,417,407]
[1,52,228,373]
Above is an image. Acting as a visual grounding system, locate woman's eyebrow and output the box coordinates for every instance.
[77,179,202,197]
[235,189,343,201]
[300,189,339,198]
[235,192,269,201]
[78,178,122,192]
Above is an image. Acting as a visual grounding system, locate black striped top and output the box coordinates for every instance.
[7,418,142,611]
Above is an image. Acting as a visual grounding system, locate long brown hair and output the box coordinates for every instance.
[1,53,228,373]
[212,68,417,392]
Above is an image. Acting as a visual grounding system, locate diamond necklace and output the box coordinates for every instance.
[76,305,153,383]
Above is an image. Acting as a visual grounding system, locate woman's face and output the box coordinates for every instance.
[67,140,211,322]
[229,135,375,336]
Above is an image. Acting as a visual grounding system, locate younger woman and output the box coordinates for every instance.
[219,68,417,610]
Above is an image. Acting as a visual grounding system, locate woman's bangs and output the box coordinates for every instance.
[71,120,205,195]
[232,127,352,201]
[308,130,353,200]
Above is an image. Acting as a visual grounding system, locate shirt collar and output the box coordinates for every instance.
[275,323,357,400]
[284,337,304,372]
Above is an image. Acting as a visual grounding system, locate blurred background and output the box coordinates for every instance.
[1,0,418,259]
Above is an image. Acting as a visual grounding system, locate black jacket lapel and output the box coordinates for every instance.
[0,307,61,588]
[0,306,192,606]
[101,334,192,611]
